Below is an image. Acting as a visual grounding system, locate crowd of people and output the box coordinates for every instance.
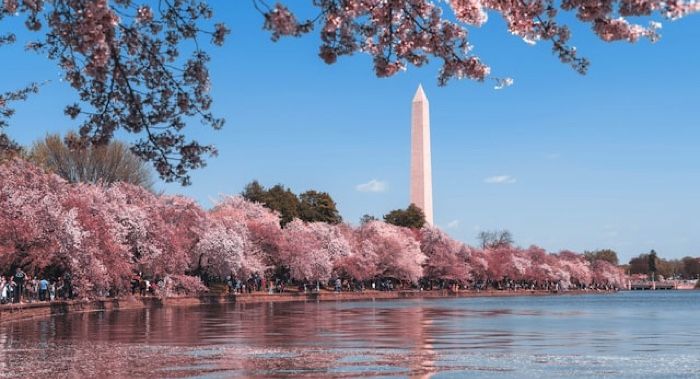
[224,273,270,294]
[1,267,623,307]
[129,273,173,297]
[1,268,74,305]
[219,273,620,296]
[222,274,411,295]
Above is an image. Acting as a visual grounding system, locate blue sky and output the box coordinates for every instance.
[3,3,699,262]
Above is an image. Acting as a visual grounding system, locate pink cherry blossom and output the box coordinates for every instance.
[279,220,352,281]
[0,158,628,297]
[356,221,426,283]
[260,0,698,84]
[420,226,468,281]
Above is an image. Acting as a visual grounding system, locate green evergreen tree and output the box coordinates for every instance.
[648,249,658,279]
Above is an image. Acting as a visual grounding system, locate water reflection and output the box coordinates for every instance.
[1,292,700,377]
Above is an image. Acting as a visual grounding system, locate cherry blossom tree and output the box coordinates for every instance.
[556,250,593,287]
[0,158,71,274]
[485,245,521,281]
[194,218,263,278]
[0,158,131,297]
[279,219,352,282]
[522,245,554,284]
[464,245,490,281]
[195,195,283,279]
[62,183,133,294]
[210,196,283,271]
[106,184,168,275]
[356,221,425,283]
[106,183,207,280]
[590,259,626,288]
[337,225,381,281]
[420,226,468,282]
[148,195,207,277]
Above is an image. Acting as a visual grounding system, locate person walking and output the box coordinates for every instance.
[28,276,38,302]
[56,278,65,299]
[7,278,15,304]
[49,281,56,301]
[13,268,26,303]
[131,273,141,295]
[63,272,73,299]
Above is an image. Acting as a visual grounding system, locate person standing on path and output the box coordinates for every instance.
[13,268,26,303]
[39,277,49,301]
[0,277,7,304]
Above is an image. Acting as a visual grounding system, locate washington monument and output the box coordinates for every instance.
[410,84,434,225]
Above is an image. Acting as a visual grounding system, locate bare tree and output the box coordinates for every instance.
[30,133,154,190]
[477,230,514,249]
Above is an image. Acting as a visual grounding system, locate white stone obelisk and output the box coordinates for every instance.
[410,84,433,225]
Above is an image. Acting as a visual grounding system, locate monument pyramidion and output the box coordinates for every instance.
[410,84,434,225]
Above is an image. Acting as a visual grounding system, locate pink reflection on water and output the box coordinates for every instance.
[0,301,457,377]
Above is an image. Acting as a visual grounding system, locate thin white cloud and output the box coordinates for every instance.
[493,77,514,90]
[484,175,517,184]
[446,220,460,229]
[544,153,561,160]
[355,179,387,193]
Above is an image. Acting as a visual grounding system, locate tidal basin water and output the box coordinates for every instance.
[2,291,700,378]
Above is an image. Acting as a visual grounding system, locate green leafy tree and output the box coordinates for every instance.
[383,204,425,229]
[241,180,267,204]
[241,180,300,226]
[241,180,345,226]
[298,190,342,224]
[584,249,619,266]
[263,184,300,227]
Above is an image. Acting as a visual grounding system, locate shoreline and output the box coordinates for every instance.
[0,288,622,325]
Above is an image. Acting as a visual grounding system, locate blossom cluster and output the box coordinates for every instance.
[1,0,229,185]
[0,158,625,298]
[260,0,699,83]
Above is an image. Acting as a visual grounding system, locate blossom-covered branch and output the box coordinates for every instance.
[1,0,229,185]
[259,0,698,83]
[0,83,41,158]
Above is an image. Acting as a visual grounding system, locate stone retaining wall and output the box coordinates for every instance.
[0,289,608,324]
